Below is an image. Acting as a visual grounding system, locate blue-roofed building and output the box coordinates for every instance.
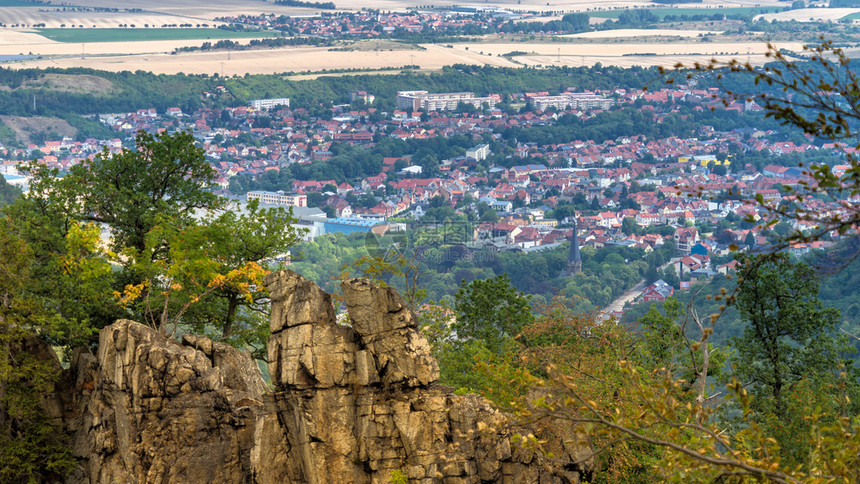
[510,164,547,176]
[322,217,389,236]
[690,242,709,256]
[2,173,28,192]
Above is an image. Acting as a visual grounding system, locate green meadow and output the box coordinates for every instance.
[839,10,860,20]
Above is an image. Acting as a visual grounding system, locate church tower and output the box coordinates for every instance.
[566,217,582,275]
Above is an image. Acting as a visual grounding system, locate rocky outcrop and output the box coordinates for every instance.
[64,270,592,483]
[261,270,591,483]
[75,321,267,483]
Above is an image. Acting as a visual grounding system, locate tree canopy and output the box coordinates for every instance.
[6,130,302,347]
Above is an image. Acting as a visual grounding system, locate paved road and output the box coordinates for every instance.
[602,278,648,316]
[599,261,674,321]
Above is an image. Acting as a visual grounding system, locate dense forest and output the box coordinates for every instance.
[0,64,681,116]
[288,228,673,313]
[622,249,860,351]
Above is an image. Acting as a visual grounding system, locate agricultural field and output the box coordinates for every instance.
[0,0,46,6]
[0,7,217,30]
[2,37,802,75]
[563,29,723,39]
[0,0,821,76]
[0,31,272,58]
[327,39,425,52]
[586,6,783,19]
[756,7,860,22]
[35,28,279,43]
[2,43,518,75]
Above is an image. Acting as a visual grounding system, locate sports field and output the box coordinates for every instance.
[35,28,279,43]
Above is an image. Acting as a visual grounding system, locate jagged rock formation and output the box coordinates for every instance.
[73,321,267,483]
[62,270,592,483]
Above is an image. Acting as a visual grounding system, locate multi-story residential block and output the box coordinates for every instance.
[247,190,307,207]
[466,143,490,161]
[249,98,290,110]
[396,91,497,111]
[530,92,614,111]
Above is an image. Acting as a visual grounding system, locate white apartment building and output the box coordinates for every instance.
[247,190,307,207]
[531,92,614,111]
[249,98,291,110]
[396,91,497,111]
[466,143,491,161]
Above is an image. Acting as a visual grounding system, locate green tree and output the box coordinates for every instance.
[116,200,303,353]
[10,131,301,354]
[25,130,223,254]
[662,265,680,289]
[731,255,856,463]
[621,216,637,236]
[0,175,21,206]
[0,218,76,482]
[744,230,756,248]
[453,274,534,355]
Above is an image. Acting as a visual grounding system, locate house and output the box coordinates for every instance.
[674,254,710,276]
[642,279,674,302]
[674,227,699,254]
[717,260,739,275]
[325,196,353,218]
[490,199,513,212]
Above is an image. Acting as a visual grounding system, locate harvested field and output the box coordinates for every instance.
[756,8,860,22]
[0,115,77,144]
[563,29,723,38]
[4,38,802,75]
[0,7,221,30]
[515,52,777,69]
[5,43,519,75]
[0,0,797,76]
[0,30,271,57]
[36,28,278,43]
[0,0,787,19]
